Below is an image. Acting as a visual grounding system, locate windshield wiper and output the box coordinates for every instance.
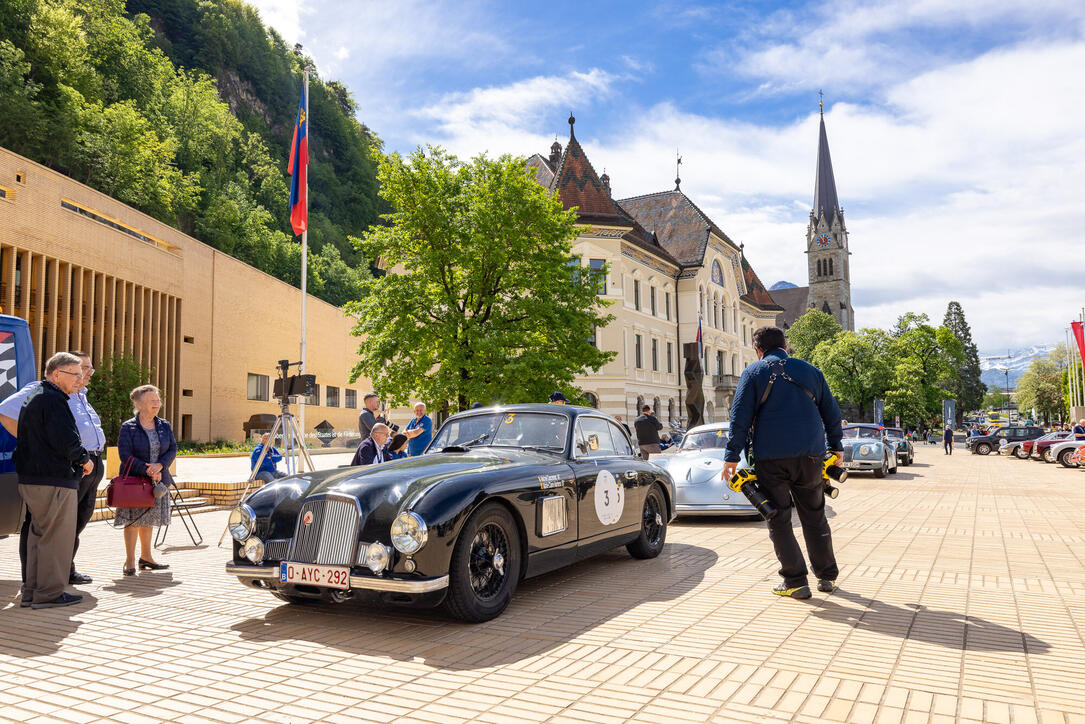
[460,433,492,448]
[519,445,565,454]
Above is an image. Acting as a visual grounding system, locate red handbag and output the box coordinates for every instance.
[107,458,155,508]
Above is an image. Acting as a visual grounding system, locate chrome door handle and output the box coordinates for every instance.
[624,471,638,479]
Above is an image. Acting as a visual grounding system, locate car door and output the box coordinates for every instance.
[571,415,644,544]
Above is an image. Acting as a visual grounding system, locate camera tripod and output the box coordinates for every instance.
[216,365,317,547]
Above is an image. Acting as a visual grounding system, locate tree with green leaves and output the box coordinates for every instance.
[892,321,965,421]
[811,329,893,420]
[785,309,841,361]
[1015,356,1064,424]
[983,386,1010,411]
[346,147,615,411]
[942,301,986,419]
[87,352,153,444]
[885,357,928,427]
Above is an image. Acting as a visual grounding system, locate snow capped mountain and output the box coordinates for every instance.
[978,344,1056,388]
[769,280,798,290]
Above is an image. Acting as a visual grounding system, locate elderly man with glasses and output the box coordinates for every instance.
[0,351,106,588]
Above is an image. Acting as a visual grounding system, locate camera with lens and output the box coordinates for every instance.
[822,453,848,499]
[727,467,778,521]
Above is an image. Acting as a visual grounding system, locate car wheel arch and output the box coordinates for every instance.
[465,494,530,582]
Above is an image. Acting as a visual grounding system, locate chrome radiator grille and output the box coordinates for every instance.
[288,496,361,566]
[842,447,853,463]
[264,539,290,561]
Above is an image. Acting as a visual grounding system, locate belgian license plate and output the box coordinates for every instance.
[279,562,350,590]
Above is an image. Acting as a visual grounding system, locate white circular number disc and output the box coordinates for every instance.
[594,469,624,525]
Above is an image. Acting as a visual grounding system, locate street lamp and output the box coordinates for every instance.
[998,365,1010,424]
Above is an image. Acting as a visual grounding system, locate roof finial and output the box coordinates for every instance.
[674,149,682,191]
[568,111,575,139]
[818,89,824,116]
[739,241,745,258]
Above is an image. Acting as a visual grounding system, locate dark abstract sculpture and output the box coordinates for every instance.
[683,342,704,429]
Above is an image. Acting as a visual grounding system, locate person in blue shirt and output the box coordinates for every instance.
[387,433,409,460]
[250,433,284,483]
[0,351,106,587]
[722,326,843,601]
[405,402,433,456]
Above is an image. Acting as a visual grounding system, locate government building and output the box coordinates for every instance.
[0,146,369,442]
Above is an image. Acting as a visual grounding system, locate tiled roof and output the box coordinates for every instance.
[740,255,785,312]
[770,286,810,328]
[526,153,556,188]
[618,190,740,266]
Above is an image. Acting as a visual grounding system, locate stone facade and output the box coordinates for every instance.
[0,146,372,442]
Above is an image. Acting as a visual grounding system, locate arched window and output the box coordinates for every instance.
[817,259,822,277]
[713,300,719,328]
[668,399,675,422]
[731,353,738,375]
[829,259,833,276]
[636,396,644,417]
[653,397,661,415]
[584,392,599,408]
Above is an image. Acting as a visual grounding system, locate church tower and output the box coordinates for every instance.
[805,101,853,330]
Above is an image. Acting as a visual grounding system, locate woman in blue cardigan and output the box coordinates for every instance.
[116,385,175,575]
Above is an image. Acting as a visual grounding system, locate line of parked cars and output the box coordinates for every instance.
[971,425,1085,468]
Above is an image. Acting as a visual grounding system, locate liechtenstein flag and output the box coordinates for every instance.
[287,81,308,236]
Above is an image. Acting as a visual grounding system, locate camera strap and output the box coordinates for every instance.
[746,359,820,461]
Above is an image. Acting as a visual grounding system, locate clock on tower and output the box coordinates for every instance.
[815,233,831,249]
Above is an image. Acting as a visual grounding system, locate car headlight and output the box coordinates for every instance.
[390,511,428,554]
[243,537,265,563]
[365,542,390,573]
[228,504,256,541]
[859,444,873,456]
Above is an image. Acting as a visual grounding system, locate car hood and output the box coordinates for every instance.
[658,449,736,486]
[251,447,563,540]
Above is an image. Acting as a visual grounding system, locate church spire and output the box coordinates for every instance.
[812,96,841,224]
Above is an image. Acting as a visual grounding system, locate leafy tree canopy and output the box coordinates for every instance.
[1016,356,1064,424]
[346,147,615,411]
[0,0,376,306]
[786,309,841,361]
[812,329,892,420]
[88,352,153,444]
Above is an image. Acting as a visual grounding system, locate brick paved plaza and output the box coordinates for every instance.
[1,445,1083,723]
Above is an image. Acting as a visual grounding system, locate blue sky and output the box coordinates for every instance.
[250,0,1085,352]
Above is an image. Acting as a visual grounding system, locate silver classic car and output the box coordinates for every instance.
[883,427,915,466]
[655,423,756,516]
[840,424,898,478]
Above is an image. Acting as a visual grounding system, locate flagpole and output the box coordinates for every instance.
[299,67,309,439]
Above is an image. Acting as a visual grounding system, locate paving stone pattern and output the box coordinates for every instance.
[1,445,1083,723]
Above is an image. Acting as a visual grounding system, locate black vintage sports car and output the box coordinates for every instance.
[225,404,676,622]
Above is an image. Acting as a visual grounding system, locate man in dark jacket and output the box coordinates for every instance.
[943,425,954,455]
[722,327,843,600]
[634,405,663,460]
[16,352,92,610]
[351,423,391,466]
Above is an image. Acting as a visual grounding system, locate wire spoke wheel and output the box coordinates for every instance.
[468,523,509,600]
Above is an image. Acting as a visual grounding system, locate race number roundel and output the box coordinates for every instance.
[594,469,624,525]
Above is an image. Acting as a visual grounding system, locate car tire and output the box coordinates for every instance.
[445,502,521,623]
[1042,448,1054,463]
[1058,449,1080,469]
[906,453,914,466]
[873,456,888,478]
[627,484,668,560]
[1014,446,1030,459]
[976,443,992,455]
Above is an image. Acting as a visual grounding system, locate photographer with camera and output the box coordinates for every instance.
[722,326,844,600]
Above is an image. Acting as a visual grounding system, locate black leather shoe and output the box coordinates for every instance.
[31,592,83,609]
[69,571,93,585]
[19,599,32,608]
[138,558,169,571]
[123,567,136,576]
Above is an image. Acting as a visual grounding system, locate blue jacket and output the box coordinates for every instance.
[118,416,177,486]
[725,348,843,463]
[250,443,282,475]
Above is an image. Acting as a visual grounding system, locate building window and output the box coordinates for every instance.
[589,327,597,348]
[345,389,357,408]
[635,334,643,368]
[633,279,640,310]
[246,373,269,401]
[665,292,671,320]
[60,199,178,252]
[650,287,657,316]
[667,342,673,373]
[716,351,724,375]
[306,384,321,406]
[183,336,194,344]
[652,338,659,371]
[326,386,340,407]
[589,258,606,294]
[829,259,833,276]
[713,302,719,328]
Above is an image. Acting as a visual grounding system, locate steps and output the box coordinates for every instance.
[90,485,224,523]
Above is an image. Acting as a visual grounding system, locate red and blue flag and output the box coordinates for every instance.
[287,81,308,236]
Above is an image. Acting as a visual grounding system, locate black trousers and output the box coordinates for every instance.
[756,455,838,588]
[20,453,103,581]
[944,440,953,454]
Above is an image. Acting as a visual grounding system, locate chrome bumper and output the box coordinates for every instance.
[225,563,450,594]
[676,504,755,516]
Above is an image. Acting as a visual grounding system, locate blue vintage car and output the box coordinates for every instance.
[883,427,915,466]
[840,424,898,478]
[225,404,676,622]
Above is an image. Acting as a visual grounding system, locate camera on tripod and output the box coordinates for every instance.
[272,359,316,400]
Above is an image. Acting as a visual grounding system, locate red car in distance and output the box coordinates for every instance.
[1029,431,1073,462]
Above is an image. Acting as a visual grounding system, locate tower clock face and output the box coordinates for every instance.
[816,233,832,249]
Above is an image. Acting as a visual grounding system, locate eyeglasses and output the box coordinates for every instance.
[56,370,82,378]
[81,368,95,377]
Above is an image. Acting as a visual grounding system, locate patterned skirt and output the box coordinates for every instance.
[114,491,171,528]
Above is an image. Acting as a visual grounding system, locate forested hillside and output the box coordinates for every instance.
[0,0,380,306]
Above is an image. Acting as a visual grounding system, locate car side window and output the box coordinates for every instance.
[608,421,634,457]
[574,417,620,458]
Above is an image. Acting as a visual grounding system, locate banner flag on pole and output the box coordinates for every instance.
[287,80,308,236]
[1072,321,1085,370]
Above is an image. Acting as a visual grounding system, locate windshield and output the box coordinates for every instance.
[843,426,882,440]
[884,428,904,438]
[430,412,569,452]
[680,429,730,451]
